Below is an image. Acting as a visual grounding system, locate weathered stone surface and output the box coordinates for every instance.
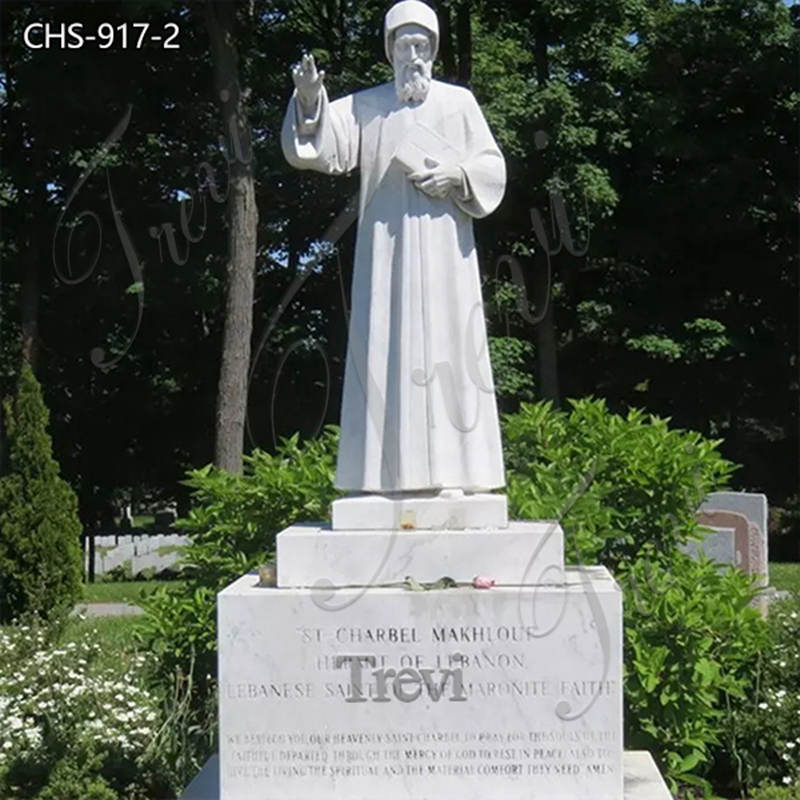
[680,526,737,567]
[699,492,768,583]
[331,492,508,531]
[218,567,623,800]
[696,510,767,584]
[180,751,673,800]
[700,492,767,541]
[276,521,564,587]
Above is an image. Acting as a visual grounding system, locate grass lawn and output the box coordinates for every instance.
[82,579,184,604]
[61,614,144,672]
[0,614,145,674]
[769,561,800,594]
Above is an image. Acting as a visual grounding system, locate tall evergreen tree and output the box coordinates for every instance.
[0,363,83,622]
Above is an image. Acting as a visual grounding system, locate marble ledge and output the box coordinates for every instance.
[180,751,672,800]
[274,520,566,588]
[331,492,508,531]
[234,564,616,596]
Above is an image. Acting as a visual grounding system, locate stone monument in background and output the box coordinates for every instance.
[180,2,673,798]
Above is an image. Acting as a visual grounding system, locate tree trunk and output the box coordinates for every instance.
[18,92,43,369]
[533,13,560,405]
[206,0,258,474]
[534,275,560,402]
[455,2,472,86]
[20,234,39,368]
[438,3,457,82]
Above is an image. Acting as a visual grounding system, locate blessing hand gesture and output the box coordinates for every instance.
[292,53,325,114]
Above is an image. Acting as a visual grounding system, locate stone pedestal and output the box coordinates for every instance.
[219,568,623,799]
[276,520,564,587]
[331,492,508,531]
[182,751,672,800]
[212,497,672,799]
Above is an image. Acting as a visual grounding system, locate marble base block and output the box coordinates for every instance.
[180,750,672,800]
[218,567,623,800]
[276,521,565,588]
[331,492,508,531]
[180,752,672,800]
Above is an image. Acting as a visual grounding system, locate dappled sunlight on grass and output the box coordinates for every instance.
[81,579,185,605]
[770,563,800,595]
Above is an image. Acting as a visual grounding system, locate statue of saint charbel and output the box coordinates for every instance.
[283,0,506,497]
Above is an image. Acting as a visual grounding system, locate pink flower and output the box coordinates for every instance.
[472,575,495,589]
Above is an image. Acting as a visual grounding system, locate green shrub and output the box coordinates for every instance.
[0,622,172,799]
[748,780,800,800]
[137,428,339,783]
[503,399,769,793]
[29,759,116,800]
[503,398,736,567]
[105,563,134,582]
[716,595,800,794]
[488,335,536,410]
[622,553,768,792]
[0,364,83,623]
[140,401,762,795]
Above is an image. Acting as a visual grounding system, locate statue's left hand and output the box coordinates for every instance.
[409,164,463,198]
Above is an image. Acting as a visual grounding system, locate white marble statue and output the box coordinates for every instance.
[282,0,506,495]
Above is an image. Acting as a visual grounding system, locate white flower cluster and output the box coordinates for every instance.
[0,624,160,770]
[768,602,800,789]
[779,733,800,785]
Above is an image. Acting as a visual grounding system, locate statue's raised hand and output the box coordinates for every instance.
[292,53,325,113]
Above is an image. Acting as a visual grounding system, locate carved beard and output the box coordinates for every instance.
[395,61,432,102]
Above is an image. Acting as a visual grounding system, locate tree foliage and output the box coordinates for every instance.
[136,427,339,785]
[505,397,736,566]
[0,0,795,517]
[0,364,83,622]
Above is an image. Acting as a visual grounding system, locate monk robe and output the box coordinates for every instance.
[281,78,506,492]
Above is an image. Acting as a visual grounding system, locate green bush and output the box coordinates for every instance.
[141,400,765,795]
[33,760,116,800]
[0,364,83,623]
[488,335,536,410]
[749,781,800,800]
[504,399,769,793]
[0,622,172,799]
[715,595,800,794]
[623,553,767,792]
[137,428,339,784]
[504,398,736,567]
[105,563,134,582]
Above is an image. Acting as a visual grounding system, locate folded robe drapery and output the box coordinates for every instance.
[282,79,506,492]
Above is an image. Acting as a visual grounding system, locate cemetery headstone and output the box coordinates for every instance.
[695,509,768,586]
[681,525,737,567]
[698,492,768,584]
